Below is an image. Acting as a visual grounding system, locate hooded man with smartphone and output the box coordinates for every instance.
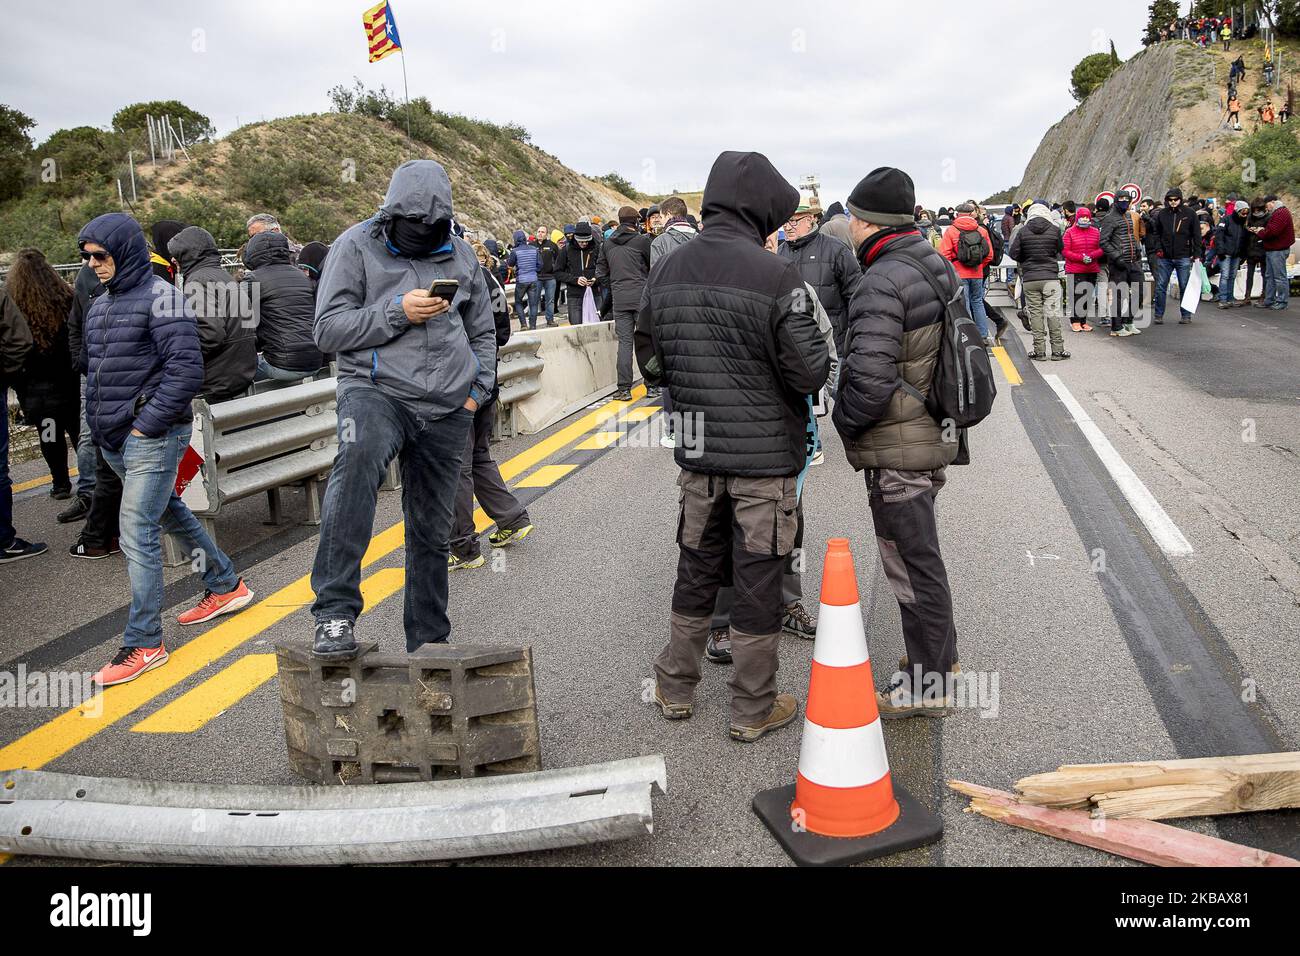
[309,159,497,660]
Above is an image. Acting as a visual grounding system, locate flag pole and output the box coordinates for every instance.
[400,50,411,141]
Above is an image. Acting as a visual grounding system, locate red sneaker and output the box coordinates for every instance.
[93,644,169,687]
[177,579,254,626]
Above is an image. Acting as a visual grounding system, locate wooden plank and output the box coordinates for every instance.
[1013,752,1300,819]
[949,781,1300,868]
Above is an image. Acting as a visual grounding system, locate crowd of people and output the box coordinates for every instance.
[910,187,1296,360]
[1153,13,1248,47]
[5,145,1298,738]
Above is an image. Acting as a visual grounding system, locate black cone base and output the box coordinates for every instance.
[752,781,943,867]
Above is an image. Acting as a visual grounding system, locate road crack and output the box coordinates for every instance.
[1091,391,1300,605]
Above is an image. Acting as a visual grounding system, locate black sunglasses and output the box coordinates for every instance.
[80,250,110,262]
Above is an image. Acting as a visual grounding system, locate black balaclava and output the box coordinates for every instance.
[387,216,452,257]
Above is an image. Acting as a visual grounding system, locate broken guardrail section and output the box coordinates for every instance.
[0,755,666,864]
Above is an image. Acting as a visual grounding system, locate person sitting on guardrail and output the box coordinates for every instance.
[168,226,258,400]
[308,159,496,660]
[242,231,324,382]
[78,213,254,687]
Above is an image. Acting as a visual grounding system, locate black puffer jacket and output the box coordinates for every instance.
[778,228,862,348]
[833,228,960,472]
[66,264,104,374]
[169,226,256,401]
[242,232,323,373]
[535,239,560,280]
[635,150,830,476]
[595,224,652,312]
[553,239,600,294]
[1152,203,1203,260]
[1007,214,1063,282]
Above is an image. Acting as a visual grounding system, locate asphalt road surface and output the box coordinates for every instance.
[2,283,1298,866]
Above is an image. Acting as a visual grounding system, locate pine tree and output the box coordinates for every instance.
[1143,0,1181,46]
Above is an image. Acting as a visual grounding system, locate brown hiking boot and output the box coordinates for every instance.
[876,675,953,720]
[729,692,799,742]
[898,655,961,675]
[653,684,692,720]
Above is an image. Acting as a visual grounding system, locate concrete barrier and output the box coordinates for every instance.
[510,321,639,434]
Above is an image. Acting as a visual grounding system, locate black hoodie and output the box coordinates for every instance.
[635,150,830,476]
[169,225,257,401]
[242,231,324,373]
[595,223,652,311]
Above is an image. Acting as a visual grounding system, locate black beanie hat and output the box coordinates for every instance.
[847,167,916,226]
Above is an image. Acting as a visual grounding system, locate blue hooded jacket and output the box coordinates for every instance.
[79,213,205,451]
[506,229,539,283]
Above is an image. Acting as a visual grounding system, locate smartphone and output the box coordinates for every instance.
[428,279,459,302]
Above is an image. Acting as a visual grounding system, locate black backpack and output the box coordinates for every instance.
[956,226,990,268]
[893,246,997,432]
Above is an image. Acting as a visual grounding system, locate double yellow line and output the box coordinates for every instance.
[0,386,648,775]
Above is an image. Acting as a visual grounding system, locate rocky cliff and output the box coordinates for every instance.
[1016,41,1221,203]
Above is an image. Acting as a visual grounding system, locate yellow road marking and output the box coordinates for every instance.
[617,405,661,423]
[990,346,1022,386]
[129,569,408,733]
[13,469,79,494]
[0,387,650,774]
[130,654,278,733]
[514,464,577,488]
[575,431,622,450]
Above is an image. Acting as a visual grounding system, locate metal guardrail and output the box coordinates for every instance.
[0,756,667,865]
[166,376,337,565]
[494,335,544,439]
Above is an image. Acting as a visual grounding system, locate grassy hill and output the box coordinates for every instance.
[0,111,638,263]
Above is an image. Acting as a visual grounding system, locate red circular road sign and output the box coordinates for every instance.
[1120,183,1143,203]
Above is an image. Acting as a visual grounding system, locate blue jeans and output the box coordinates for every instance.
[537,278,556,324]
[102,424,239,648]
[76,376,96,498]
[961,277,990,337]
[1265,249,1290,307]
[1218,256,1240,302]
[1153,256,1193,318]
[0,382,13,549]
[256,356,312,382]
[310,384,473,651]
[514,280,539,329]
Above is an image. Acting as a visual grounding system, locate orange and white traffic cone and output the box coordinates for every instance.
[753,537,943,866]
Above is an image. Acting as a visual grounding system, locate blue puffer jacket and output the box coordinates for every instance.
[79,213,205,452]
[507,230,539,283]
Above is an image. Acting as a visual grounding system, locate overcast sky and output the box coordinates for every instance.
[2,0,1149,212]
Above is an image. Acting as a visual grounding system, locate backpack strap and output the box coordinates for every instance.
[885,245,963,406]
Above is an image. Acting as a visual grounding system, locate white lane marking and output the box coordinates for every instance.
[1042,374,1193,557]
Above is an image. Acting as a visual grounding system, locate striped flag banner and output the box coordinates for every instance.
[363,1,402,63]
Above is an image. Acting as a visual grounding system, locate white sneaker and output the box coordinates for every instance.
[1114,327,1134,337]
[1126,324,1142,335]
[660,433,676,449]
[811,450,824,466]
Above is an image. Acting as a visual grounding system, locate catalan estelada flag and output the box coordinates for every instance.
[363,1,402,63]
